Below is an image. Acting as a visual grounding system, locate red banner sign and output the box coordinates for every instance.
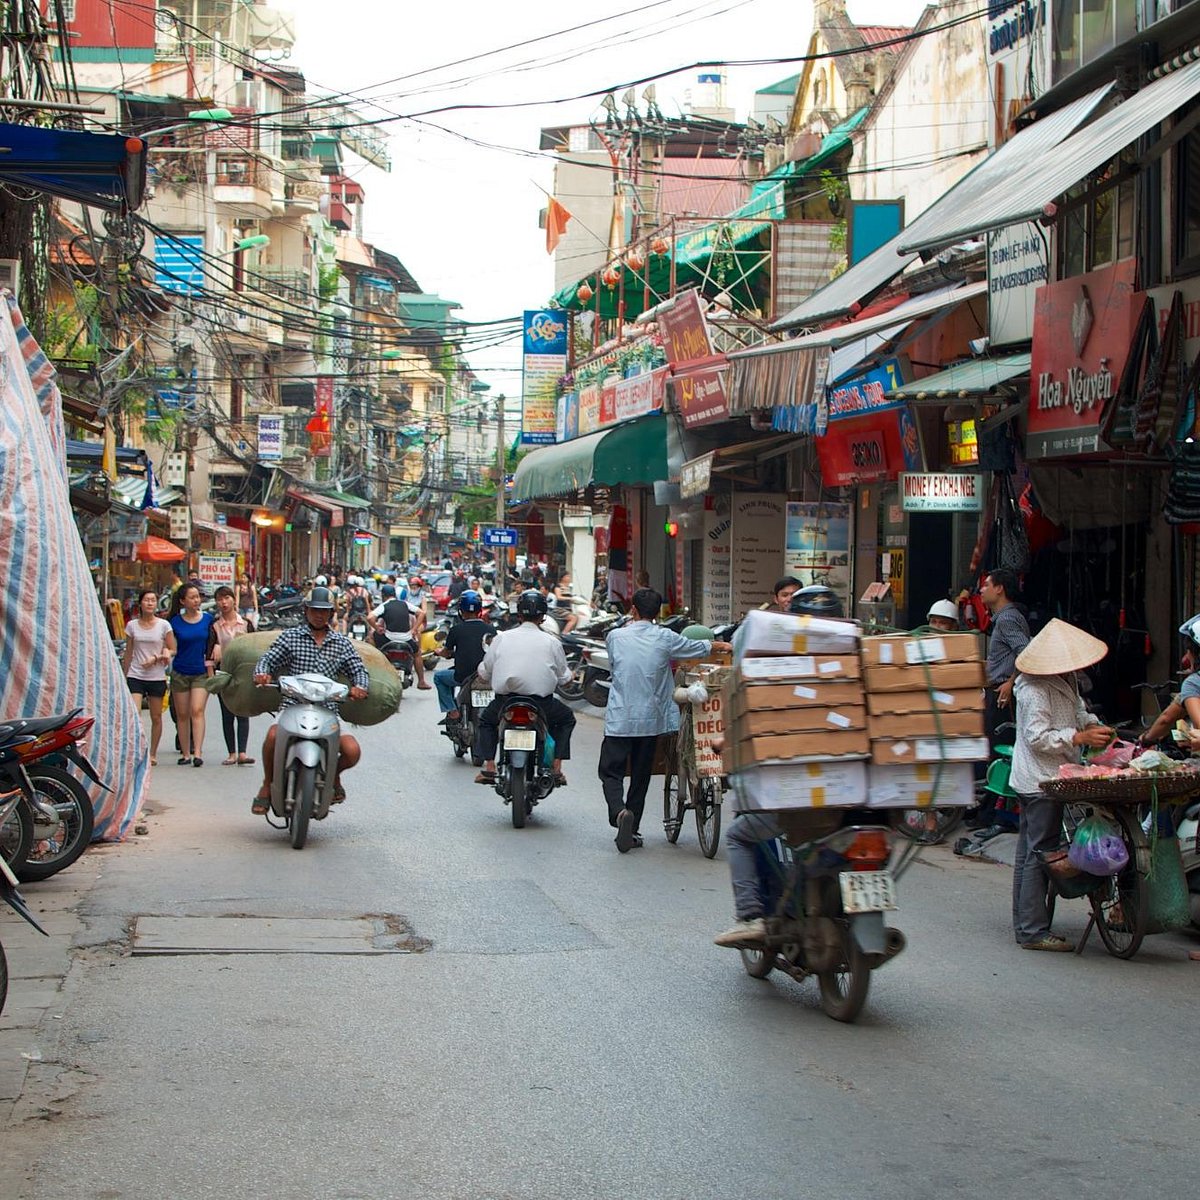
[816,413,905,487]
[674,367,730,428]
[599,378,618,427]
[657,289,713,365]
[1028,258,1142,458]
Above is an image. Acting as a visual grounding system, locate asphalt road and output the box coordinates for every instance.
[6,686,1198,1199]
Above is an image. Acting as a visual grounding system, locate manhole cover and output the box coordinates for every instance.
[131,914,426,956]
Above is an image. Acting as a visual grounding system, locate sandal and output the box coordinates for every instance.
[237,755,256,766]
[177,756,191,766]
[553,772,568,787]
[332,782,346,804]
[149,757,158,767]
[222,755,238,766]
[192,758,204,768]
[474,771,496,785]
[251,791,270,816]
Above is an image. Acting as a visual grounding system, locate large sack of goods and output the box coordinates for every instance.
[203,631,402,725]
[862,632,986,808]
[727,610,868,812]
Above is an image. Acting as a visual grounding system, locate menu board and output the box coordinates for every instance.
[731,493,786,617]
[700,504,732,627]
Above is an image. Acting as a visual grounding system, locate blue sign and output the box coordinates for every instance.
[522,310,568,356]
[154,234,206,296]
[483,527,518,547]
[826,358,907,422]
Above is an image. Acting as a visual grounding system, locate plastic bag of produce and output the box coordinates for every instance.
[1067,815,1130,876]
[203,631,401,725]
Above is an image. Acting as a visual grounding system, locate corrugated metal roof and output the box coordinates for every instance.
[772,83,1114,330]
[899,58,1200,253]
[857,25,911,47]
[889,352,1031,399]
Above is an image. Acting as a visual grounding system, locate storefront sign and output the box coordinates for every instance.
[988,221,1047,345]
[556,391,579,442]
[700,505,732,626]
[1028,258,1141,458]
[578,385,600,436]
[436,518,455,534]
[599,376,618,427]
[900,473,985,512]
[521,309,567,445]
[656,288,713,365]
[731,493,786,615]
[197,552,236,587]
[1148,276,1200,364]
[691,691,725,777]
[784,502,852,615]
[816,408,921,487]
[614,367,667,423]
[680,452,715,499]
[257,415,283,461]
[826,359,905,421]
[948,418,978,465]
[675,366,730,428]
[985,0,1051,146]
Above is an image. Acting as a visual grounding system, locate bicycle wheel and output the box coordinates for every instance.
[694,776,722,858]
[663,765,687,843]
[1090,807,1149,960]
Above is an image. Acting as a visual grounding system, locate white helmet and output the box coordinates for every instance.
[313,574,328,587]
[927,599,959,623]
[1180,614,1200,644]
[346,574,359,587]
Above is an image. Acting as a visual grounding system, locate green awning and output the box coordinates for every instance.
[512,415,668,501]
[888,353,1031,400]
[322,489,371,509]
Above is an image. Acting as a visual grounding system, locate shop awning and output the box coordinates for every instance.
[772,83,1114,329]
[192,517,250,551]
[888,353,1031,401]
[285,486,369,514]
[727,281,987,415]
[111,476,182,509]
[898,58,1200,254]
[512,414,668,501]
[0,123,147,212]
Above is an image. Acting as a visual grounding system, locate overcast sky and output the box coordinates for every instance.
[276,0,927,391]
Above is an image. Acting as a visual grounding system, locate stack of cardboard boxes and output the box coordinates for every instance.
[725,610,869,812]
[862,632,987,809]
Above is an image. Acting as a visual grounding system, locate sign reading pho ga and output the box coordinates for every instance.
[1028,258,1142,459]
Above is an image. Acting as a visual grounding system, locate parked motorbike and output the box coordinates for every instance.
[379,633,416,689]
[348,614,370,641]
[1175,797,1200,928]
[262,674,349,850]
[0,712,101,882]
[257,594,304,630]
[738,820,916,1023]
[0,852,48,1017]
[493,696,558,829]
[441,672,489,765]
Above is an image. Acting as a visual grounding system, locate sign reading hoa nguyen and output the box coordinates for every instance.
[521,310,568,444]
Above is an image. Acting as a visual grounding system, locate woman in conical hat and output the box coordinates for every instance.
[1010,619,1115,953]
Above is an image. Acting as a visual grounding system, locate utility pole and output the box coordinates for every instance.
[495,394,506,599]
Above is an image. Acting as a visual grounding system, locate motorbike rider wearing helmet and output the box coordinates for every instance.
[1140,614,1200,748]
[250,586,369,815]
[926,599,961,632]
[715,586,848,949]
[434,589,495,721]
[472,589,576,786]
[371,583,411,646]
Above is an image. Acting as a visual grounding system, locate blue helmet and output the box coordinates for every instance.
[460,589,482,613]
[381,584,396,599]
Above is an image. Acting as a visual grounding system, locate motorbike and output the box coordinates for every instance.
[441,671,489,765]
[257,594,304,630]
[493,695,559,829]
[0,851,48,1017]
[262,674,349,850]
[738,819,916,1023]
[0,712,102,882]
[379,632,416,688]
[1175,797,1200,927]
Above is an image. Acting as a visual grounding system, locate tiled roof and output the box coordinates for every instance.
[856,25,911,48]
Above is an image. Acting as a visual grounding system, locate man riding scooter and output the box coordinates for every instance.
[250,586,369,815]
[473,590,576,787]
[434,589,495,723]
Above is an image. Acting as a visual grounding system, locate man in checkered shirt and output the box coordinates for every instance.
[250,586,369,814]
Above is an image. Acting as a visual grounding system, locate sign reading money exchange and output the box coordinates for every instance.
[521,310,568,444]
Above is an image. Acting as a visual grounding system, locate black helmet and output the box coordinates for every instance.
[305,585,337,611]
[460,588,482,613]
[516,590,548,620]
[788,585,843,618]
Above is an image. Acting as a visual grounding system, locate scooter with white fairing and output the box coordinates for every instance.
[262,674,348,850]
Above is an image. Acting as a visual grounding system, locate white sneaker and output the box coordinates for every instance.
[714,918,767,948]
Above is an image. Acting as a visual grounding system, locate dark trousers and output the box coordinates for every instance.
[478,694,575,763]
[218,696,249,755]
[598,734,659,831]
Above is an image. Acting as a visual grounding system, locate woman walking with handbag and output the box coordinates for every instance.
[208,585,255,766]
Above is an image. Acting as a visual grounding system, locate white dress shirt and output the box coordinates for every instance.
[476,621,571,696]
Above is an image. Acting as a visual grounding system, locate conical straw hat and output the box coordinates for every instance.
[1015,618,1108,676]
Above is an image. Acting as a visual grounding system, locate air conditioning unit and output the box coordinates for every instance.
[0,258,21,299]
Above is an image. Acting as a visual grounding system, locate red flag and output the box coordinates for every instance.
[545,197,572,254]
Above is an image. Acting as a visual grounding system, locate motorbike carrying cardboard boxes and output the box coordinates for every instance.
[733,610,861,658]
[864,662,986,692]
[865,688,984,716]
[861,632,983,667]
[870,736,990,765]
[730,680,866,715]
[204,631,403,725]
[737,654,861,682]
[866,763,976,809]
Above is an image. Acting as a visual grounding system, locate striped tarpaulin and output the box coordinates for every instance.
[0,295,147,839]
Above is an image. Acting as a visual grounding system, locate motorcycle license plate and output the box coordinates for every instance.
[839,870,897,913]
[472,690,495,707]
[503,729,537,752]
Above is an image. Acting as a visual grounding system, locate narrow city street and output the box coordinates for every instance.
[3,690,1197,1200]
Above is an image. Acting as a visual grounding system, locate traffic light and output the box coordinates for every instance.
[665,520,679,538]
